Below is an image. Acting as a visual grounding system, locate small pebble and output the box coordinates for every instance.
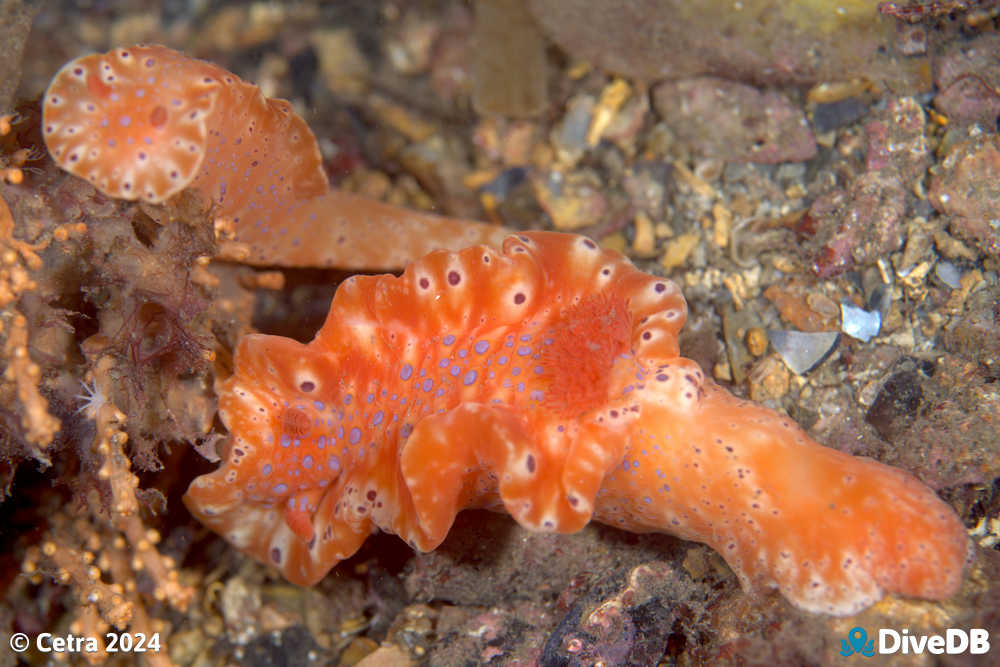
[935,261,962,290]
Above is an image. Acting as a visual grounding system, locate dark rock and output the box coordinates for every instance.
[865,359,931,442]
[403,510,682,606]
[236,625,328,667]
[812,96,870,134]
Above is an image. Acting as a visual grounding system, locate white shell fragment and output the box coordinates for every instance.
[840,302,881,342]
[767,330,840,375]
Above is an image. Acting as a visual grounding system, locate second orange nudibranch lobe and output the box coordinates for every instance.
[41,44,510,270]
[186,232,967,614]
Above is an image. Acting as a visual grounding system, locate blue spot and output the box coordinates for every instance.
[497,355,508,365]
[534,365,545,375]
[419,368,426,377]
[439,358,450,368]
[273,483,288,494]
[449,365,461,377]
[367,393,375,403]
[349,427,361,445]
[400,423,413,438]
[303,455,314,469]
[293,438,301,447]
[261,464,272,476]
[422,378,434,392]
[436,388,445,396]
[401,364,413,380]
[119,115,131,127]
[530,389,544,401]
[443,334,456,345]
[458,349,468,358]
[344,394,353,405]
[512,367,522,376]
[337,426,345,439]
[317,436,326,449]
[632,460,640,468]
[373,411,384,426]
[643,496,652,504]
[474,341,490,354]
[464,370,478,386]
[328,455,341,471]
[516,382,525,392]
[520,334,532,342]
[517,346,531,356]
[280,435,291,448]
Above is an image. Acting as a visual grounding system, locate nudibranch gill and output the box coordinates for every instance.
[41,44,508,270]
[184,231,968,615]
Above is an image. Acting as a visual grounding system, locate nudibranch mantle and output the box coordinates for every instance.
[184,231,967,616]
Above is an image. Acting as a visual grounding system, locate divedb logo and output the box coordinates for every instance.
[841,626,991,657]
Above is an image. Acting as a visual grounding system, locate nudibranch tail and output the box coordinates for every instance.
[43,44,511,270]
[184,231,967,611]
[596,367,969,615]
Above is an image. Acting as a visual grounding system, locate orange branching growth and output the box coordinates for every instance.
[23,360,193,664]
[186,231,968,615]
[43,45,509,270]
[0,193,87,460]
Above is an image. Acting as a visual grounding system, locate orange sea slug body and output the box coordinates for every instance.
[184,232,968,616]
[41,44,507,270]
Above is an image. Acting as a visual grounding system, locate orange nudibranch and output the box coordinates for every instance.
[184,231,968,615]
[42,44,508,270]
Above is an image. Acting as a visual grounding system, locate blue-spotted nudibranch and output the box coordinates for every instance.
[184,231,968,616]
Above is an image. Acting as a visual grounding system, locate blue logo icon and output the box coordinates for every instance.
[841,627,875,657]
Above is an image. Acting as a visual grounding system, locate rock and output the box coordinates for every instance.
[869,355,1000,489]
[472,0,548,117]
[806,168,907,278]
[527,0,927,89]
[652,77,816,164]
[942,284,1000,375]
[864,97,930,184]
[930,134,1000,256]
[532,169,608,230]
[865,359,930,442]
[933,32,1000,127]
